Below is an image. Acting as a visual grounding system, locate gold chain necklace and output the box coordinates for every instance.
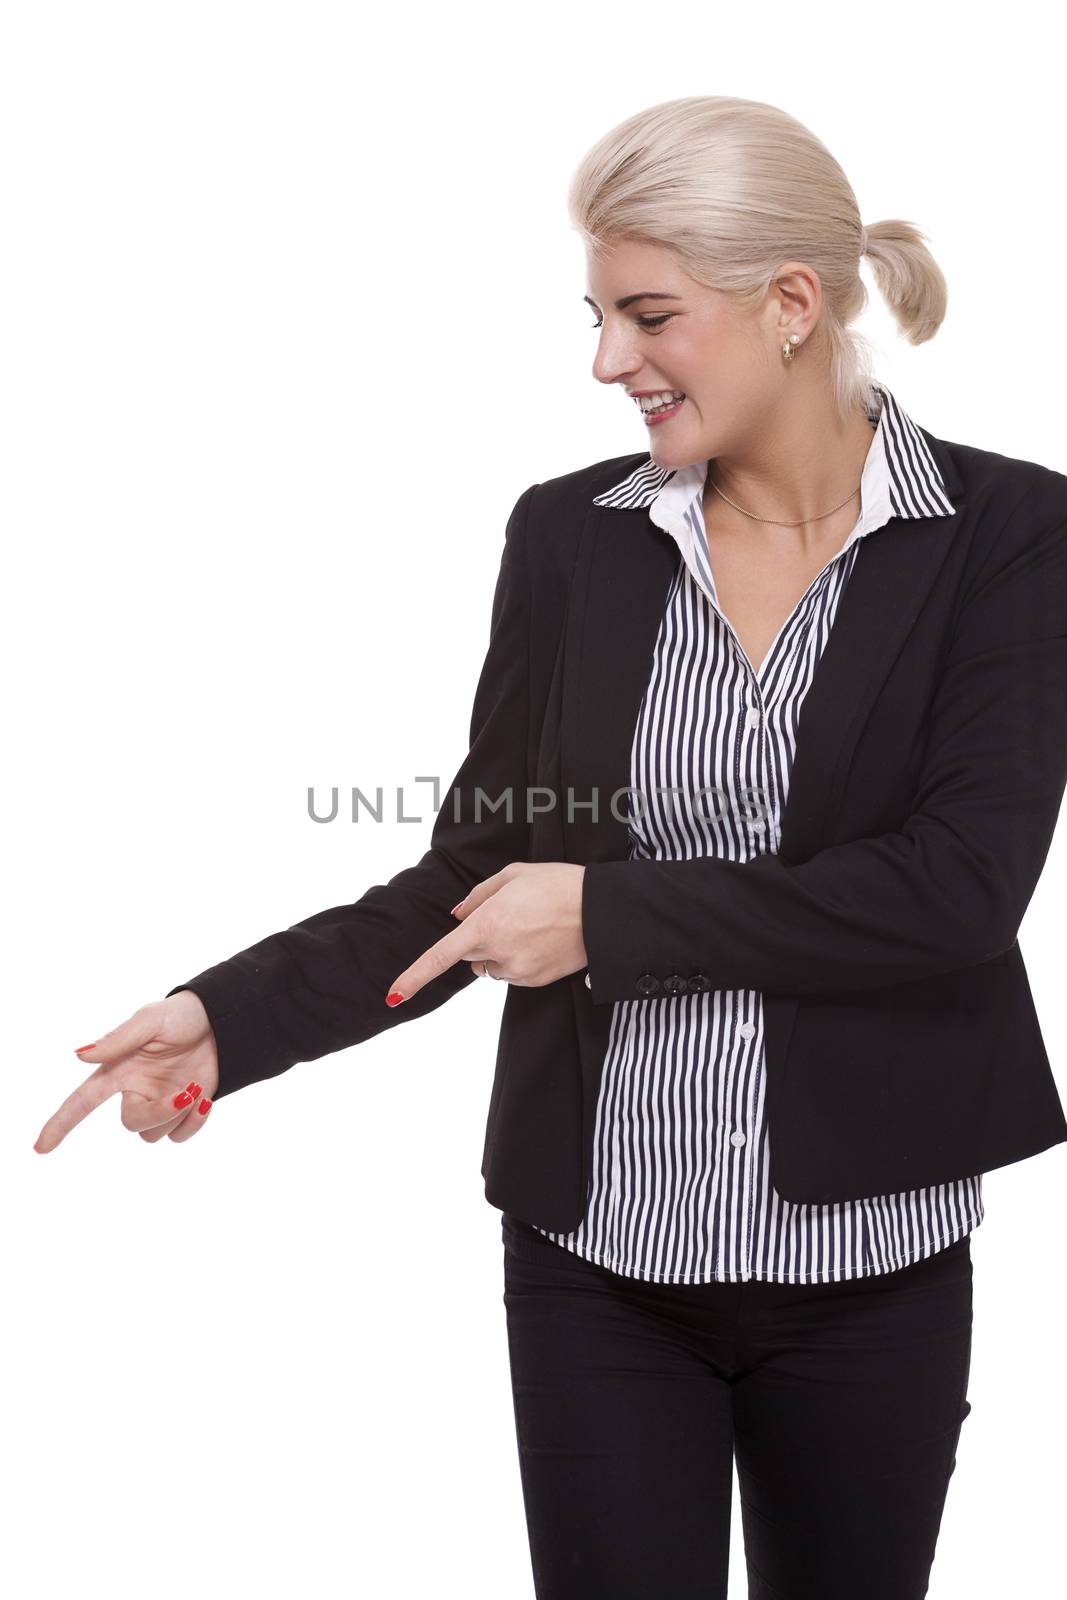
[706,471,860,527]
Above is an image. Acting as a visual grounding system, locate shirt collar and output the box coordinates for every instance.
[590,381,957,525]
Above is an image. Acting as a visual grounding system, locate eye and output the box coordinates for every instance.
[589,314,675,331]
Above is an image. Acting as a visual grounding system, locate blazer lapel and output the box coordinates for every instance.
[773,483,965,863]
[558,502,680,870]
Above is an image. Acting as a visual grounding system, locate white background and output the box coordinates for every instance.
[6,2,1065,1595]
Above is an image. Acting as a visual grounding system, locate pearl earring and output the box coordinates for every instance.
[782,334,801,363]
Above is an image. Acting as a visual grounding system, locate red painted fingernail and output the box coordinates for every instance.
[75,1042,96,1054]
[386,991,406,1007]
[173,1091,193,1108]
[198,1098,212,1114]
[186,1081,201,1097]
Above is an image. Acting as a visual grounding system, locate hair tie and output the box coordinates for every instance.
[860,224,869,254]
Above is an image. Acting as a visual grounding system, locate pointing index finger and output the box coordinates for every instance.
[34,1063,123,1154]
[386,918,491,1005]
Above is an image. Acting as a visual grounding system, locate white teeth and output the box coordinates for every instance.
[637,391,685,413]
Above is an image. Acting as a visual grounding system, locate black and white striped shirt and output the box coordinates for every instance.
[533,381,984,1283]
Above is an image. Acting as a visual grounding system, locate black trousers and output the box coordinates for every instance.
[501,1212,973,1600]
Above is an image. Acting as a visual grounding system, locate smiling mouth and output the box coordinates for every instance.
[639,394,687,424]
[635,391,686,415]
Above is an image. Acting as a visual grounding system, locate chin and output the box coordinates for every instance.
[648,433,707,469]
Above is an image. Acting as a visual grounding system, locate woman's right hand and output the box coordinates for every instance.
[34,989,221,1154]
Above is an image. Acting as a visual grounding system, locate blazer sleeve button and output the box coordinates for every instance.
[687,973,711,994]
[663,974,688,995]
[636,973,661,996]
[584,972,592,989]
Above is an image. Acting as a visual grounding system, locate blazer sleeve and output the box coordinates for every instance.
[165,480,540,1099]
[581,483,1067,1000]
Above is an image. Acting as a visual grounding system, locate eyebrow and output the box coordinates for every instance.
[583,292,683,311]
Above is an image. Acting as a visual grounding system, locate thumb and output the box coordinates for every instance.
[74,1005,163,1068]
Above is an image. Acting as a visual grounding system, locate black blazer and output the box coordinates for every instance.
[169,426,1067,1234]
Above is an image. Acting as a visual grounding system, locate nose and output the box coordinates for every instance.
[591,326,642,389]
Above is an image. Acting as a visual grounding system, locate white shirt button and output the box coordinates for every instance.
[584,972,591,989]
[730,1131,747,1148]
[738,1022,755,1039]
[746,708,761,729]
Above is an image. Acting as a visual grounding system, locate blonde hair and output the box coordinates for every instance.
[567,95,948,423]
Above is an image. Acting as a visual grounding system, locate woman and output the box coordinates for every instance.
[34,96,1067,1598]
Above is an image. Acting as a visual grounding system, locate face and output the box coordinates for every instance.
[585,235,819,470]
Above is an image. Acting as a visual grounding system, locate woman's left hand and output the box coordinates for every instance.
[385,863,588,1003]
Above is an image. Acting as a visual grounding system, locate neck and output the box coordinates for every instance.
[703,388,878,548]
